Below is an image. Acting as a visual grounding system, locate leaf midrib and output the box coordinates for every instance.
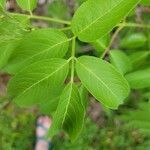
[61,83,73,127]
[77,60,118,100]
[60,83,84,140]
[77,0,124,35]
[14,61,68,100]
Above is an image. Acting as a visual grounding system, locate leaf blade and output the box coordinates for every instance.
[48,83,85,141]
[76,56,130,109]
[71,0,140,42]
[8,58,69,106]
[4,29,69,74]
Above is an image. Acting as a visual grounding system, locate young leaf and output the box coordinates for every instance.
[125,68,150,89]
[71,0,140,42]
[48,83,85,141]
[16,0,37,11]
[76,56,130,109]
[4,29,69,74]
[8,59,69,107]
[109,50,132,75]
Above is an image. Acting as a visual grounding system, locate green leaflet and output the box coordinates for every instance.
[76,56,130,109]
[71,0,140,42]
[125,68,150,89]
[48,83,85,141]
[16,0,37,11]
[120,33,147,49]
[8,59,69,107]
[109,50,132,75]
[4,29,69,74]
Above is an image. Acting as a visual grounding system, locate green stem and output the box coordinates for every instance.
[118,22,150,29]
[101,24,124,59]
[71,37,76,83]
[101,21,150,59]
[8,12,71,25]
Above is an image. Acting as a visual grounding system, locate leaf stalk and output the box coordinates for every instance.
[8,12,71,25]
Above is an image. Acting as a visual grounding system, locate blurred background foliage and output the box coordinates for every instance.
[0,0,150,149]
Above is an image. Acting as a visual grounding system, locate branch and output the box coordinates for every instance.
[101,21,150,59]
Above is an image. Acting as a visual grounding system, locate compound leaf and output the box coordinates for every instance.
[8,59,69,107]
[71,0,140,42]
[76,56,130,109]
